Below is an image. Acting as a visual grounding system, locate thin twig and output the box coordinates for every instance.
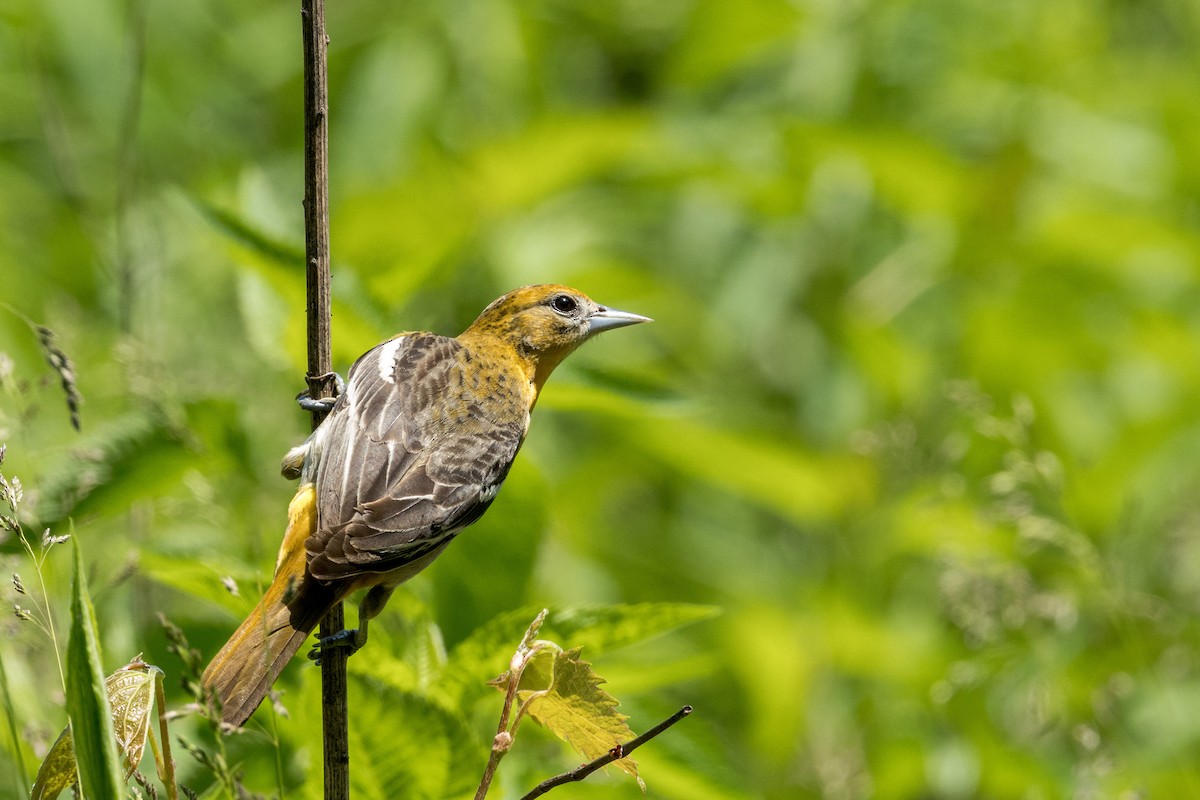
[472,658,523,800]
[299,0,347,796]
[519,705,693,800]
[152,672,179,800]
[473,610,549,800]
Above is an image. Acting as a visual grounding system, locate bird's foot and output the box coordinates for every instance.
[307,627,365,665]
[296,371,345,414]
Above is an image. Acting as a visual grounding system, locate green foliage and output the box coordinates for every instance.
[33,660,174,800]
[517,647,643,787]
[64,542,123,800]
[334,678,477,800]
[287,603,712,798]
[4,0,1200,798]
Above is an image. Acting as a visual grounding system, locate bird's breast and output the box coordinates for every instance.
[443,343,537,429]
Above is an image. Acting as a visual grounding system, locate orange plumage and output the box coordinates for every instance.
[202,285,649,726]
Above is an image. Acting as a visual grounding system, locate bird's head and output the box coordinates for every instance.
[461,284,650,389]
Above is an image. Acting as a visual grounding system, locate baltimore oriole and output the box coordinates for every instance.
[201,284,650,725]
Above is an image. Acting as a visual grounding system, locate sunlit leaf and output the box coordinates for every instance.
[546,603,721,655]
[520,648,643,789]
[106,660,160,774]
[32,659,163,800]
[667,0,803,86]
[138,550,256,617]
[436,606,548,707]
[544,383,877,522]
[30,727,75,800]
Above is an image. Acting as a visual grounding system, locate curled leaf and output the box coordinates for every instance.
[108,658,162,773]
[31,658,164,800]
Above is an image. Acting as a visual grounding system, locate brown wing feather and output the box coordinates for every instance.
[306,333,526,582]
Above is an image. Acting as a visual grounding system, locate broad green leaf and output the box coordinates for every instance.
[803,122,969,216]
[521,648,643,788]
[436,606,547,707]
[0,647,29,796]
[546,603,721,656]
[191,199,304,267]
[137,550,257,617]
[667,0,803,87]
[543,383,876,522]
[470,111,652,214]
[30,728,75,800]
[631,416,875,524]
[65,540,123,800]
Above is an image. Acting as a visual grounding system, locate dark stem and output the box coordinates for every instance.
[300,0,348,797]
[519,705,693,800]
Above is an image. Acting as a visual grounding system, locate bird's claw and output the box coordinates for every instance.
[307,628,363,665]
[296,392,336,414]
[296,372,345,414]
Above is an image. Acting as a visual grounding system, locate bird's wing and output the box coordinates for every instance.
[305,333,526,582]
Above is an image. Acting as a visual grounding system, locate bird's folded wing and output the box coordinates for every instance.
[306,333,525,581]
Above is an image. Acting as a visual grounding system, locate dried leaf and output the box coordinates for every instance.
[108,659,161,773]
[31,658,164,799]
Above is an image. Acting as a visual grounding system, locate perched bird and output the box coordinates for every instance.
[202,284,650,726]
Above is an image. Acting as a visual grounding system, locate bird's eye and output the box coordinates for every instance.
[550,294,578,315]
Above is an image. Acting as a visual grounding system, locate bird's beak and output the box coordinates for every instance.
[588,306,653,335]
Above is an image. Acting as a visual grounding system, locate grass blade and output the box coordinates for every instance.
[65,540,123,800]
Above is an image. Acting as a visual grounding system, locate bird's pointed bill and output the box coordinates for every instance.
[588,307,653,335]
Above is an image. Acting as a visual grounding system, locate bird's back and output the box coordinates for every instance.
[304,332,532,585]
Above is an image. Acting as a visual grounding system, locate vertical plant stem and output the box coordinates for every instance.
[153,673,179,800]
[300,0,349,797]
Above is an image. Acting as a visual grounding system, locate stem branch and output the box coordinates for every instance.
[520,706,694,800]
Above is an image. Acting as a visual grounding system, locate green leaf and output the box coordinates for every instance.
[137,550,254,617]
[0,647,30,796]
[437,604,718,710]
[436,606,548,707]
[32,660,164,800]
[667,0,803,87]
[521,648,644,789]
[470,111,652,214]
[191,199,304,267]
[65,540,124,800]
[30,727,75,800]
[347,676,476,800]
[546,603,721,656]
[542,385,877,523]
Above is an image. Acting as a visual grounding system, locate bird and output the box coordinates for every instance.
[201,284,650,726]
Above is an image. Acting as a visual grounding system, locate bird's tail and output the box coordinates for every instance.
[201,484,336,727]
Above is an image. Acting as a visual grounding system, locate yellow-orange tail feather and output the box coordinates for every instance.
[201,485,336,726]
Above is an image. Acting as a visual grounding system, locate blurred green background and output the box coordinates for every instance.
[3,0,1200,797]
